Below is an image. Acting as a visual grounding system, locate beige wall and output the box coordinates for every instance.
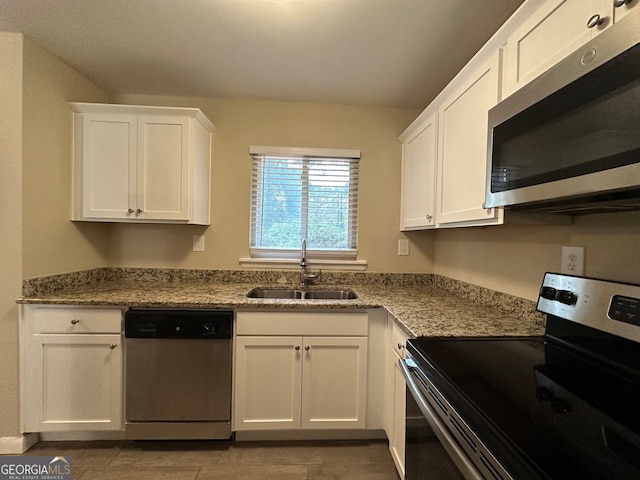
[110,94,434,273]
[434,211,640,301]
[0,32,24,438]
[0,34,109,441]
[21,37,111,279]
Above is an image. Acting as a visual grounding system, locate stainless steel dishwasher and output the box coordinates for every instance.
[124,308,233,440]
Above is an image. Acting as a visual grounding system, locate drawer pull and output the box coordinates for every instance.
[70,319,81,325]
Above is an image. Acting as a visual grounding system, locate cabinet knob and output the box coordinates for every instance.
[305,345,311,351]
[587,14,606,28]
[295,345,300,351]
[397,343,404,350]
[127,208,134,215]
[70,319,80,325]
[614,0,632,7]
[136,208,143,215]
[426,214,433,221]
[109,344,117,349]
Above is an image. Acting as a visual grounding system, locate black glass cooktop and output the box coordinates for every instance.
[408,321,640,480]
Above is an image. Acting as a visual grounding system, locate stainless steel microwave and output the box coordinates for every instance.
[485,11,640,214]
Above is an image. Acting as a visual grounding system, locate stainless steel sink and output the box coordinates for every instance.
[302,289,358,300]
[246,287,357,300]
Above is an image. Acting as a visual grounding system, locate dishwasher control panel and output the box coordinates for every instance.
[125,309,233,339]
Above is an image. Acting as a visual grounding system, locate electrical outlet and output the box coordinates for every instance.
[398,239,409,256]
[561,246,584,276]
[193,234,205,252]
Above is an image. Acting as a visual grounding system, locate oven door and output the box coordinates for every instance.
[401,355,518,480]
[401,357,480,480]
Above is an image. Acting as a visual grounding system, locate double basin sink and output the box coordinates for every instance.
[247,287,358,300]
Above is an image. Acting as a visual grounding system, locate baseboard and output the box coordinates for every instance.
[0,433,39,454]
[234,429,386,442]
[39,431,127,442]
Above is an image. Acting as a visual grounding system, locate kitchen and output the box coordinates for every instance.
[2,0,640,479]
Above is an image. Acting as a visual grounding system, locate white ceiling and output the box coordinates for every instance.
[0,0,524,109]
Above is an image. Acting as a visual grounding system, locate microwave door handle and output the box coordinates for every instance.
[399,358,484,480]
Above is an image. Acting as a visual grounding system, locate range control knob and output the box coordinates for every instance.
[539,286,557,300]
[556,290,577,305]
[535,386,554,402]
[551,398,572,414]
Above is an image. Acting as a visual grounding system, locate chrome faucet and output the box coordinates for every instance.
[299,239,320,286]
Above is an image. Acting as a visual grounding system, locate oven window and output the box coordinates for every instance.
[491,42,640,193]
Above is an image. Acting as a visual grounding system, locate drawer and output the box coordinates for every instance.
[236,311,368,336]
[25,305,123,334]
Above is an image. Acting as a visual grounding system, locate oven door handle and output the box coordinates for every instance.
[400,357,484,480]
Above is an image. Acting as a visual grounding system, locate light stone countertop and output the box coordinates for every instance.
[17,279,545,338]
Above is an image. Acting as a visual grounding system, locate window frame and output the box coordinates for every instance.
[248,145,361,261]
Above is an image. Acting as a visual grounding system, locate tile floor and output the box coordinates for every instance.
[22,439,401,480]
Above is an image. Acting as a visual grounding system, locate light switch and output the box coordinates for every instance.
[398,239,409,256]
[193,235,205,252]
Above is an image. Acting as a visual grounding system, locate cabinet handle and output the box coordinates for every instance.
[70,319,80,325]
[587,14,605,28]
[109,344,117,349]
[295,345,300,351]
[127,208,134,215]
[305,345,311,351]
[136,208,143,215]
[614,0,632,7]
[397,343,404,350]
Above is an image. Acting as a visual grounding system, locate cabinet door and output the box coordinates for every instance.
[23,334,122,432]
[301,336,368,429]
[503,0,611,97]
[400,112,438,230]
[137,116,191,221]
[613,0,639,23]
[436,51,503,226]
[386,319,408,479]
[234,336,302,430]
[391,355,407,479]
[80,114,137,220]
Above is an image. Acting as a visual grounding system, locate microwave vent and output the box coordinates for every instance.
[511,190,640,215]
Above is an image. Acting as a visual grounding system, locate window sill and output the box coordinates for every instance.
[238,258,368,271]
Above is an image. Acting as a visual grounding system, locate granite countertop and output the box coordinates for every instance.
[17,277,545,338]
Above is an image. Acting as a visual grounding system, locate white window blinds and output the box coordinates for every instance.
[249,146,360,259]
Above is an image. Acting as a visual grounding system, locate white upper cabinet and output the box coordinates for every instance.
[614,0,639,23]
[70,103,214,225]
[436,50,503,227]
[400,112,438,230]
[503,0,639,97]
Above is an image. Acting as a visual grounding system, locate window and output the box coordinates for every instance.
[250,146,360,259]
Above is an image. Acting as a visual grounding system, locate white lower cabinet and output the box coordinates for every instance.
[233,311,369,431]
[384,316,409,479]
[21,305,125,433]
